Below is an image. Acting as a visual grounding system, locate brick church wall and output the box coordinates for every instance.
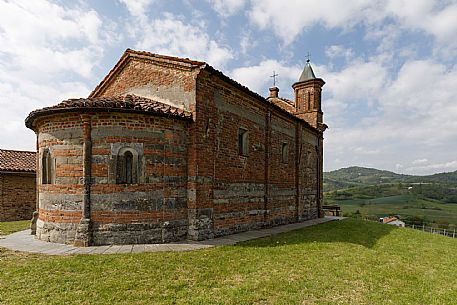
[0,172,36,221]
[95,57,199,112]
[34,112,189,245]
[192,70,321,238]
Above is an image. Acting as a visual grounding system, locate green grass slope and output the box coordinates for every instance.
[0,220,30,236]
[1,219,457,304]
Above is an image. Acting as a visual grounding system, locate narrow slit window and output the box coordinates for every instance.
[238,128,248,156]
[307,91,311,110]
[282,143,289,164]
[125,151,133,184]
[42,149,52,184]
[116,149,138,184]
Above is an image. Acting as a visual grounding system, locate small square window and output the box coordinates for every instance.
[282,143,289,164]
[238,128,248,156]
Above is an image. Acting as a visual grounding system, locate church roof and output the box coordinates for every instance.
[89,49,205,98]
[25,95,193,129]
[298,61,316,82]
[87,49,320,133]
[297,60,317,83]
[0,149,36,173]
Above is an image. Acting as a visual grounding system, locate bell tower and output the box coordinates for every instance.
[292,59,325,130]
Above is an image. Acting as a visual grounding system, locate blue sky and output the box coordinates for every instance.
[1,0,457,175]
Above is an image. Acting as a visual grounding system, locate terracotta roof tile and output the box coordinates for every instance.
[267,97,296,113]
[383,217,398,224]
[0,149,36,172]
[126,49,206,66]
[88,48,320,133]
[25,95,193,128]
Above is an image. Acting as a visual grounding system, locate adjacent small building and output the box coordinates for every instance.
[380,217,405,227]
[0,149,36,221]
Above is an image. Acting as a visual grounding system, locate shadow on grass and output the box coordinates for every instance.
[236,219,397,249]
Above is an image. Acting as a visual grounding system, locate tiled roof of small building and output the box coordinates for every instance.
[0,149,36,173]
[25,95,193,128]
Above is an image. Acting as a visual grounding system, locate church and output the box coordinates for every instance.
[25,49,327,246]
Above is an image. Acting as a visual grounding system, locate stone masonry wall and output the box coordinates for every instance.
[0,172,36,221]
[35,113,85,244]
[34,112,189,245]
[89,112,189,245]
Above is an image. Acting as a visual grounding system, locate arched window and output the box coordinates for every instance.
[116,148,138,184]
[42,149,52,184]
[125,151,133,184]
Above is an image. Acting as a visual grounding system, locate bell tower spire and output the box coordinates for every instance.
[292,57,325,130]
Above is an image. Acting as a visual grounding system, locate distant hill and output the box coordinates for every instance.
[407,171,457,185]
[324,166,457,225]
[324,166,457,191]
[324,166,410,191]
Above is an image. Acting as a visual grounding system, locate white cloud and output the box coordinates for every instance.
[0,0,109,78]
[247,0,457,55]
[323,56,457,175]
[406,160,457,175]
[0,0,114,151]
[122,11,233,68]
[119,0,155,17]
[325,45,354,61]
[412,159,428,165]
[248,0,375,45]
[230,59,302,97]
[208,0,246,17]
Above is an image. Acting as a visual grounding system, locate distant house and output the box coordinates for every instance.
[380,217,405,227]
[0,149,36,221]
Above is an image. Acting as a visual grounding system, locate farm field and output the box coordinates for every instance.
[330,195,457,225]
[324,166,457,225]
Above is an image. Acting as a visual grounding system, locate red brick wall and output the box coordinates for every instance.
[0,172,36,221]
[195,70,322,236]
[94,57,199,113]
[34,111,190,244]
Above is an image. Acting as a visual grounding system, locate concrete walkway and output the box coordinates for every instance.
[0,216,342,256]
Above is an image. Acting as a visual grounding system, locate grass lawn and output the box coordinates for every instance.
[0,220,30,236]
[1,219,457,304]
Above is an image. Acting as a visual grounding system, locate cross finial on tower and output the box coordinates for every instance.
[306,52,311,63]
[270,71,279,87]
